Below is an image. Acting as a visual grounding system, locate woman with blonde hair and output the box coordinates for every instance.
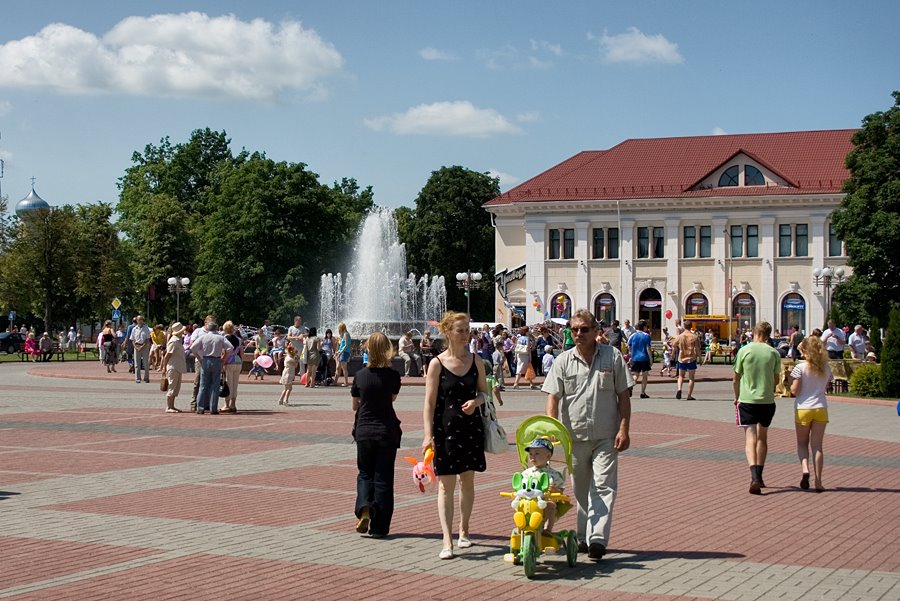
[790,335,833,492]
[220,321,243,413]
[335,322,352,386]
[351,332,402,538]
[422,311,488,559]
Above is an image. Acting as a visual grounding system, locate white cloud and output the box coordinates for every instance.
[0,12,344,101]
[364,101,522,138]
[477,40,562,70]
[516,111,540,123]
[593,27,683,64]
[712,126,728,135]
[0,99,11,116]
[530,39,563,57]
[488,169,521,188]
[419,47,456,61]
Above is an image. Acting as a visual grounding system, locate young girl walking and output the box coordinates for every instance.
[279,345,299,406]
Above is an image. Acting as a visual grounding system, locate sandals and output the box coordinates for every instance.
[457,536,472,548]
[355,508,370,534]
[439,548,454,560]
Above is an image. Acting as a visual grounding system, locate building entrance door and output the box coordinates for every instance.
[639,288,663,337]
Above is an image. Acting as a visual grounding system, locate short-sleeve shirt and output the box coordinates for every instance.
[790,362,832,410]
[521,464,565,491]
[351,367,402,446]
[541,344,634,441]
[166,336,186,373]
[821,327,846,353]
[733,342,781,404]
[628,330,652,362]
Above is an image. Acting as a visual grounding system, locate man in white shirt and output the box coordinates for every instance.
[622,319,636,342]
[820,320,846,360]
[190,319,233,415]
[847,325,868,361]
[66,327,77,351]
[129,315,152,383]
[287,316,306,379]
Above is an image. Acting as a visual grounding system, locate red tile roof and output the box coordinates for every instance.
[485,129,857,206]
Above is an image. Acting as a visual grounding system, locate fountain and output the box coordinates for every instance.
[319,207,447,338]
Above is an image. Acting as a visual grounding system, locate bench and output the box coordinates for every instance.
[20,342,66,362]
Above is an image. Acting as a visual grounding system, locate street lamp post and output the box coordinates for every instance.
[455,271,483,317]
[166,277,191,323]
[812,266,845,324]
[730,285,739,342]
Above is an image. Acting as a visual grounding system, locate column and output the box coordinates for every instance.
[524,221,546,327]
[758,216,776,326]
[619,218,635,321]
[808,213,829,330]
[665,219,680,326]
[712,218,727,315]
[575,221,590,311]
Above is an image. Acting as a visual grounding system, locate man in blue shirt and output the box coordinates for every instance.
[627,320,652,399]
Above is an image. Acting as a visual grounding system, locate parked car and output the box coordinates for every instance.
[0,331,26,354]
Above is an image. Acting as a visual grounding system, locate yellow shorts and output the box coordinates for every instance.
[795,407,829,426]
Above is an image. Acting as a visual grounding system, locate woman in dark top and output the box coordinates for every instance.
[422,311,488,560]
[352,332,402,538]
[101,320,118,373]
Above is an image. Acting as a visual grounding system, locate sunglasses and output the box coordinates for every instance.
[572,326,595,334]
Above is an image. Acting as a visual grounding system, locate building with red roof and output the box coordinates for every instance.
[484,129,856,338]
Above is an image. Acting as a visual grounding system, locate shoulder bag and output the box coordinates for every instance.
[481,394,508,454]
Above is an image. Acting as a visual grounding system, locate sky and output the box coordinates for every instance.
[1,1,898,211]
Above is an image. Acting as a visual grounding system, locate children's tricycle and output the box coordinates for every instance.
[500,416,577,578]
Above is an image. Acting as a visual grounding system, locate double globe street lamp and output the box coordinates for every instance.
[812,266,845,322]
[455,271,483,317]
[167,277,190,323]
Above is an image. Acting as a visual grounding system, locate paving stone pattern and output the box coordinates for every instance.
[1,361,899,600]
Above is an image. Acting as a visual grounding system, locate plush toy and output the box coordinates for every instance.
[404,448,436,493]
[511,471,549,531]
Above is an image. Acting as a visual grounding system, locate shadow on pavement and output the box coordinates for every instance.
[0,490,21,500]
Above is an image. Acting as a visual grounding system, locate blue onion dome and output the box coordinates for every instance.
[15,186,51,218]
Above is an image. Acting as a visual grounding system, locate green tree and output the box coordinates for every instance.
[0,207,80,330]
[829,275,878,328]
[402,166,499,320]
[832,91,900,323]
[881,307,900,396]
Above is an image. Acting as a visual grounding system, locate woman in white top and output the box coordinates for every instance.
[790,335,833,493]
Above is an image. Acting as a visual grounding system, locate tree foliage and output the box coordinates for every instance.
[116,129,373,325]
[400,166,499,320]
[881,307,900,397]
[832,91,900,323]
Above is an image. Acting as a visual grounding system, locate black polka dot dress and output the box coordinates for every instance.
[432,356,486,475]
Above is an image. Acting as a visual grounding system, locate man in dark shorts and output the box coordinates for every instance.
[674,323,702,400]
[733,321,781,495]
[627,320,652,399]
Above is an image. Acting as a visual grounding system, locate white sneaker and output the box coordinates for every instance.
[457,537,472,548]
[439,548,454,560]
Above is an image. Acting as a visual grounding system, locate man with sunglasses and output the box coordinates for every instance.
[543,309,633,561]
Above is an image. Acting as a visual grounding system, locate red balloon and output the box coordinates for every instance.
[665,309,673,319]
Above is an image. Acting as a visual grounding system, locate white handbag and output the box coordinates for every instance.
[481,394,508,453]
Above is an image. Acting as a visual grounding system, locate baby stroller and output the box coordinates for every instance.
[500,416,577,578]
[315,354,335,386]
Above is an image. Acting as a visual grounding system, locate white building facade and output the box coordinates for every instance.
[485,130,855,339]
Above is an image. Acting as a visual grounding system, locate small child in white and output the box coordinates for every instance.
[661,345,672,377]
[520,437,565,533]
[248,349,266,380]
[541,345,555,376]
[278,346,298,405]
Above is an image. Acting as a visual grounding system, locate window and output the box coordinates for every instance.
[745,165,765,186]
[781,293,806,334]
[607,228,619,259]
[563,228,575,259]
[718,165,739,187]
[779,224,792,257]
[795,224,808,257]
[652,227,665,258]
[828,224,843,256]
[730,225,744,258]
[746,225,759,258]
[594,293,616,325]
[685,293,709,316]
[637,227,649,258]
[699,226,711,257]
[592,228,604,259]
[683,226,696,258]
[548,229,560,260]
[733,293,756,330]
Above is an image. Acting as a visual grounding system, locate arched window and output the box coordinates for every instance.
[684,293,709,316]
[718,165,739,187]
[745,165,765,185]
[638,288,663,335]
[594,293,616,325]
[733,293,756,330]
[550,293,572,320]
[781,293,806,335]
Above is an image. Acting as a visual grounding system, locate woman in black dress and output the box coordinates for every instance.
[422,311,488,559]
[352,332,402,538]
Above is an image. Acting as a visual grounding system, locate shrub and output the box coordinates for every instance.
[882,308,900,397]
[849,364,884,398]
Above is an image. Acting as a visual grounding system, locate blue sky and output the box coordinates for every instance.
[1,1,898,211]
